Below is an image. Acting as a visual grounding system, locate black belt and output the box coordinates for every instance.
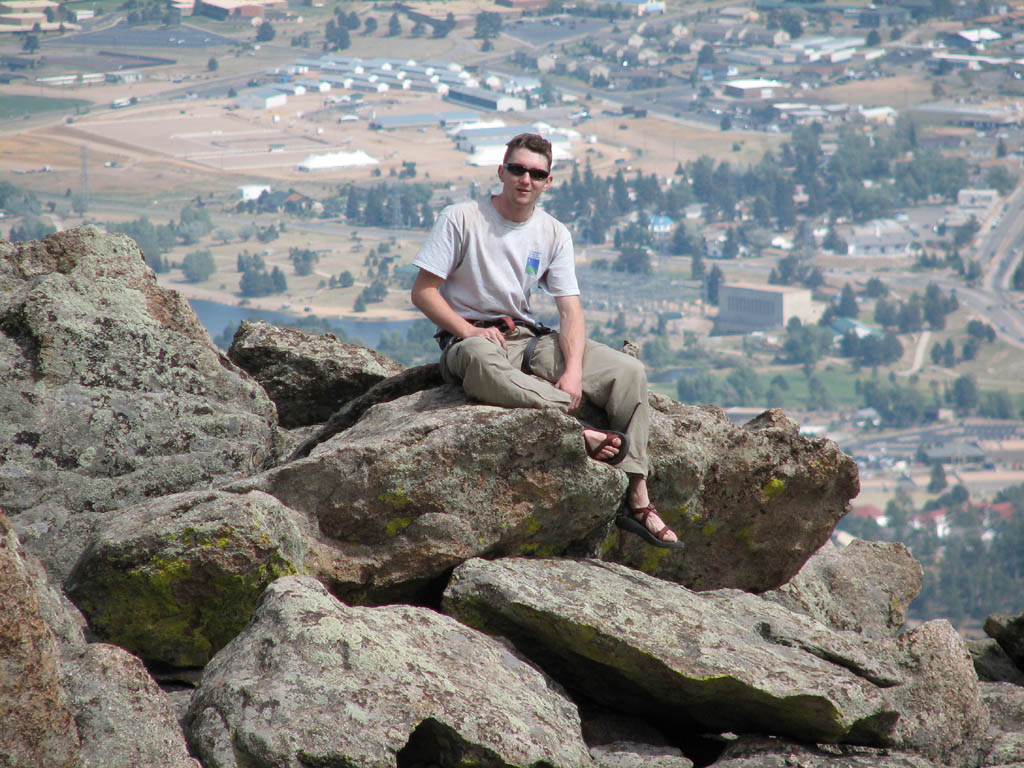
[435,318,554,375]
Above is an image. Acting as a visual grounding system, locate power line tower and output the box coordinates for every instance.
[79,145,89,209]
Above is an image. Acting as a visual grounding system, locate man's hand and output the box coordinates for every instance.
[556,369,583,412]
[466,324,507,349]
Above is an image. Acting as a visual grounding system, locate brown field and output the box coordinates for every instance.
[814,74,936,110]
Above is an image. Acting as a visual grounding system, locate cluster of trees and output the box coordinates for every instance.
[874,282,959,333]
[120,0,179,25]
[182,249,215,283]
[236,250,286,297]
[838,331,904,368]
[327,183,435,229]
[675,366,834,411]
[856,373,1019,427]
[545,161,694,246]
[353,278,388,312]
[930,320,996,368]
[3,182,54,243]
[288,248,319,277]
[113,216,177,271]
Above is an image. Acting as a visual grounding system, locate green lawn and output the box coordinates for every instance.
[0,94,92,120]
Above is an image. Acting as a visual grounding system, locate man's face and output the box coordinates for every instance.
[497,148,552,209]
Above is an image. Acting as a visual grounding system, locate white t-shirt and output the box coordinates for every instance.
[412,198,579,323]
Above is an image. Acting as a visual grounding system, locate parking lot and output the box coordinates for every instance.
[45,22,237,50]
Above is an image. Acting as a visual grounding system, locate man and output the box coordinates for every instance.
[410,133,681,548]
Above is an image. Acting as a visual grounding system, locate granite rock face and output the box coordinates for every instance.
[763,539,923,637]
[443,557,990,768]
[600,401,860,592]
[228,319,404,428]
[0,512,197,768]
[66,489,309,667]
[443,557,901,746]
[185,574,592,768]
[0,228,277,580]
[234,386,628,603]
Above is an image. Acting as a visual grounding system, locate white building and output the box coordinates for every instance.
[238,184,271,201]
[716,283,822,333]
[298,150,378,171]
[234,87,287,110]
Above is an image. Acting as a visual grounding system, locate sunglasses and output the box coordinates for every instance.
[503,162,550,181]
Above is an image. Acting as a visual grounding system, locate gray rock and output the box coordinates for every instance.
[185,574,592,768]
[62,642,201,768]
[228,320,404,428]
[763,539,922,637]
[970,639,1024,685]
[0,512,197,768]
[884,620,988,768]
[0,514,81,768]
[442,557,900,746]
[980,682,1024,767]
[985,611,1024,671]
[0,228,277,581]
[67,489,309,667]
[234,387,627,603]
[287,362,444,460]
[711,735,945,767]
[590,742,692,768]
[600,400,859,592]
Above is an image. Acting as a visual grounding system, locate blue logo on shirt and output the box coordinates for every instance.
[526,252,541,276]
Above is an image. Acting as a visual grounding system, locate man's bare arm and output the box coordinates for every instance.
[554,294,585,410]
[410,269,507,348]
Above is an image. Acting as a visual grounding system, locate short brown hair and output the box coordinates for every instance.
[503,133,553,169]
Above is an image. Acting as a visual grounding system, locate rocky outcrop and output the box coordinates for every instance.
[443,557,990,768]
[228,320,404,428]
[443,557,901,746]
[985,611,1024,671]
[66,490,310,667]
[600,402,859,592]
[979,682,1024,766]
[232,386,628,603]
[1,228,278,581]
[185,574,592,768]
[0,512,197,768]
[763,539,923,637]
[2,228,1008,768]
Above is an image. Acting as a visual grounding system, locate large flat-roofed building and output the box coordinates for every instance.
[716,283,821,333]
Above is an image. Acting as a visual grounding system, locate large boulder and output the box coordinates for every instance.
[185,574,592,768]
[0,512,197,768]
[970,638,1024,685]
[0,514,81,768]
[600,401,859,592]
[233,386,627,604]
[979,682,1024,767]
[227,319,404,428]
[0,227,278,581]
[442,557,900,746]
[66,489,309,667]
[763,539,923,637]
[985,611,1024,671]
[884,620,988,768]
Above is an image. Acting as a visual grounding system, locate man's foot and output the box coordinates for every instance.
[615,504,684,549]
[583,428,629,466]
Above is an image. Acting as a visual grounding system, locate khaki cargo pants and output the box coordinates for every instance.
[441,327,650,476]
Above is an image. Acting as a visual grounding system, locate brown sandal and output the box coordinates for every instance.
[615,504,685,549]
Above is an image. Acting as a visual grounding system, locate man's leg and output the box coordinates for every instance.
[528,336,649,476]
[441,332,573,411]
[528,336,678,543]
